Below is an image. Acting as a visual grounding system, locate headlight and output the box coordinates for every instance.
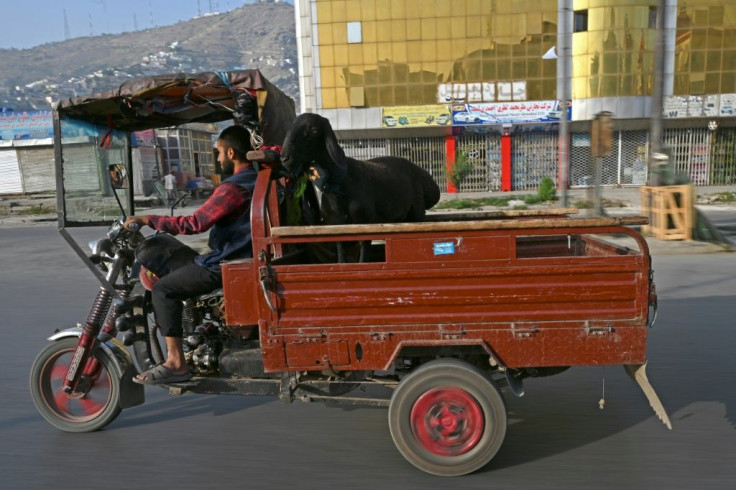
[107,220,124,240]
[89,238,115,257]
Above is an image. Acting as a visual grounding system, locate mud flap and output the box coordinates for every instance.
[104,338,145,409]
[118,359,145,409]
[624,362,672,430]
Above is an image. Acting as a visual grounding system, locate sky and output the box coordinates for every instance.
[0,0,291,50]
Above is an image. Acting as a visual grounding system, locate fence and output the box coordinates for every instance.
[570,130,649,187]
[338,126,736,193]
[340,136,448,190]
[511,132,558,191]
[456,132,501,192]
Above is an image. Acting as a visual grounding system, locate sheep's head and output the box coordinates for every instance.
[280,113,346,178]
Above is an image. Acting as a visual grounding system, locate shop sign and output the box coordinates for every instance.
[450,100,568,125]
[0,110,53,140]
[720,94,736,116]
[381,105,452,128]
[664,95,722,118]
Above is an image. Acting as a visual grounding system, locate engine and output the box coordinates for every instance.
[181,294,230,375]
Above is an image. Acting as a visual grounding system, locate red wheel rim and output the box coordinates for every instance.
[410,386,484,456]
[41,349,113,422]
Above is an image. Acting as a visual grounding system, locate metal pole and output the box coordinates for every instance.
[557,0,572,207]
[649,0,667,159]
[594,156,602,215]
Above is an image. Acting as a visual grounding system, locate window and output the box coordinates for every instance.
[347,21,362,44]
[573,10,588,33]
[649,6,658,29]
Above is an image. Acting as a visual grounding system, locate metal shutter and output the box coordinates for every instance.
[511,132,558,191]
[457,132,502,192]
[0,148,23,194]
[17,146,55,193]
[62,143,101,192]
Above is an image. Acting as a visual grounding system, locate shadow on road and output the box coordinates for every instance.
[482,295,735,472]
[110,392,273,430]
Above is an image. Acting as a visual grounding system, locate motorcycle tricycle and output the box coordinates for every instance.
[31,69,671,477]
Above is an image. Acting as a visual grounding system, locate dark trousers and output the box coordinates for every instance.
[152,261,222,338]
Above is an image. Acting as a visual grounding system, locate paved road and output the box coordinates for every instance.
[1,226,734,489]
[700,206,736,244]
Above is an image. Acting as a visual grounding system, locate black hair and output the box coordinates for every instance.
[218,125,253,161]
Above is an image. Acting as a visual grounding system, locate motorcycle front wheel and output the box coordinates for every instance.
[30,338,122,432]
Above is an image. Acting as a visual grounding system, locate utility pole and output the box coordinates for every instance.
[649,0,667,158]
[557,0,572,207]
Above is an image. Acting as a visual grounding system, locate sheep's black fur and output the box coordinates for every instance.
[281,113,441,228]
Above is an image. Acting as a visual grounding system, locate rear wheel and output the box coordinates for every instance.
[388,359,507,476]
[30,338,122,432]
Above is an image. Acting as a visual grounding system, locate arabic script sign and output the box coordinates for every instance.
[450,101,569,125]
[0,110,53,140]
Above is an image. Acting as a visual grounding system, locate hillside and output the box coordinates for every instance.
[0,3,298,111]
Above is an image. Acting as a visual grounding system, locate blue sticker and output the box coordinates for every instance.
[433,241,455,255]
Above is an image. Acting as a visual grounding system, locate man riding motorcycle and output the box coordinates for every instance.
[124,125,256,384]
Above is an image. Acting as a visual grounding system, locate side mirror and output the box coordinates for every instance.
[109,163,129,189]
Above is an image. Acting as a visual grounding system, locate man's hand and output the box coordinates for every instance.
[124,215,150,231]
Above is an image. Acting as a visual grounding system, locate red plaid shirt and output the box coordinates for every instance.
[148,168,251,235]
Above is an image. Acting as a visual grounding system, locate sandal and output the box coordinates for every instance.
[133,364,192,385]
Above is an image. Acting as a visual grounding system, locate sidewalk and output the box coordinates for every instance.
[2,185,734,255]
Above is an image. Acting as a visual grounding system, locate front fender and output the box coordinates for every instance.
[48,327,145,409]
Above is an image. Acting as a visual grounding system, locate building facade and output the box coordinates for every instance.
[294,0,736,191]
[0,109,217,196]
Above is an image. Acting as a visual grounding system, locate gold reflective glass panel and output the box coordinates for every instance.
[672,1,736,95]
[317,0,564,108]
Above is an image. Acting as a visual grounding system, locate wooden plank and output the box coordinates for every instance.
[271,215,649,238]
[425,207,579,222]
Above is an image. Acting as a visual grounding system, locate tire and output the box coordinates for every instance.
[388,359,507,476]
[30,338,123,433]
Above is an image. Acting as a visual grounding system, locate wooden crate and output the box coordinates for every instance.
[640,185,693,240]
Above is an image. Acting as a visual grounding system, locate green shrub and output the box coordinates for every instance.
[434,198,483,210]
[447,150,474,191]
[713,192,736,203]
[14,204,55,215]
[523,194,543,204]
[537,176,557,201]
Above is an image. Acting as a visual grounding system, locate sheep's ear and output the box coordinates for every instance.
[323,119,347,170]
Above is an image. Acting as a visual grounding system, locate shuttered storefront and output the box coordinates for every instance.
[17,146,55,193]
[0,148,23,194]
[62,143,101,192]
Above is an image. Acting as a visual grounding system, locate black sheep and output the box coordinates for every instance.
[280,113,441,227]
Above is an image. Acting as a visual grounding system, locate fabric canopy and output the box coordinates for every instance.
[56,69,296,146]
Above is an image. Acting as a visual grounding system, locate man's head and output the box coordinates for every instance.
[217,125,253,176]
